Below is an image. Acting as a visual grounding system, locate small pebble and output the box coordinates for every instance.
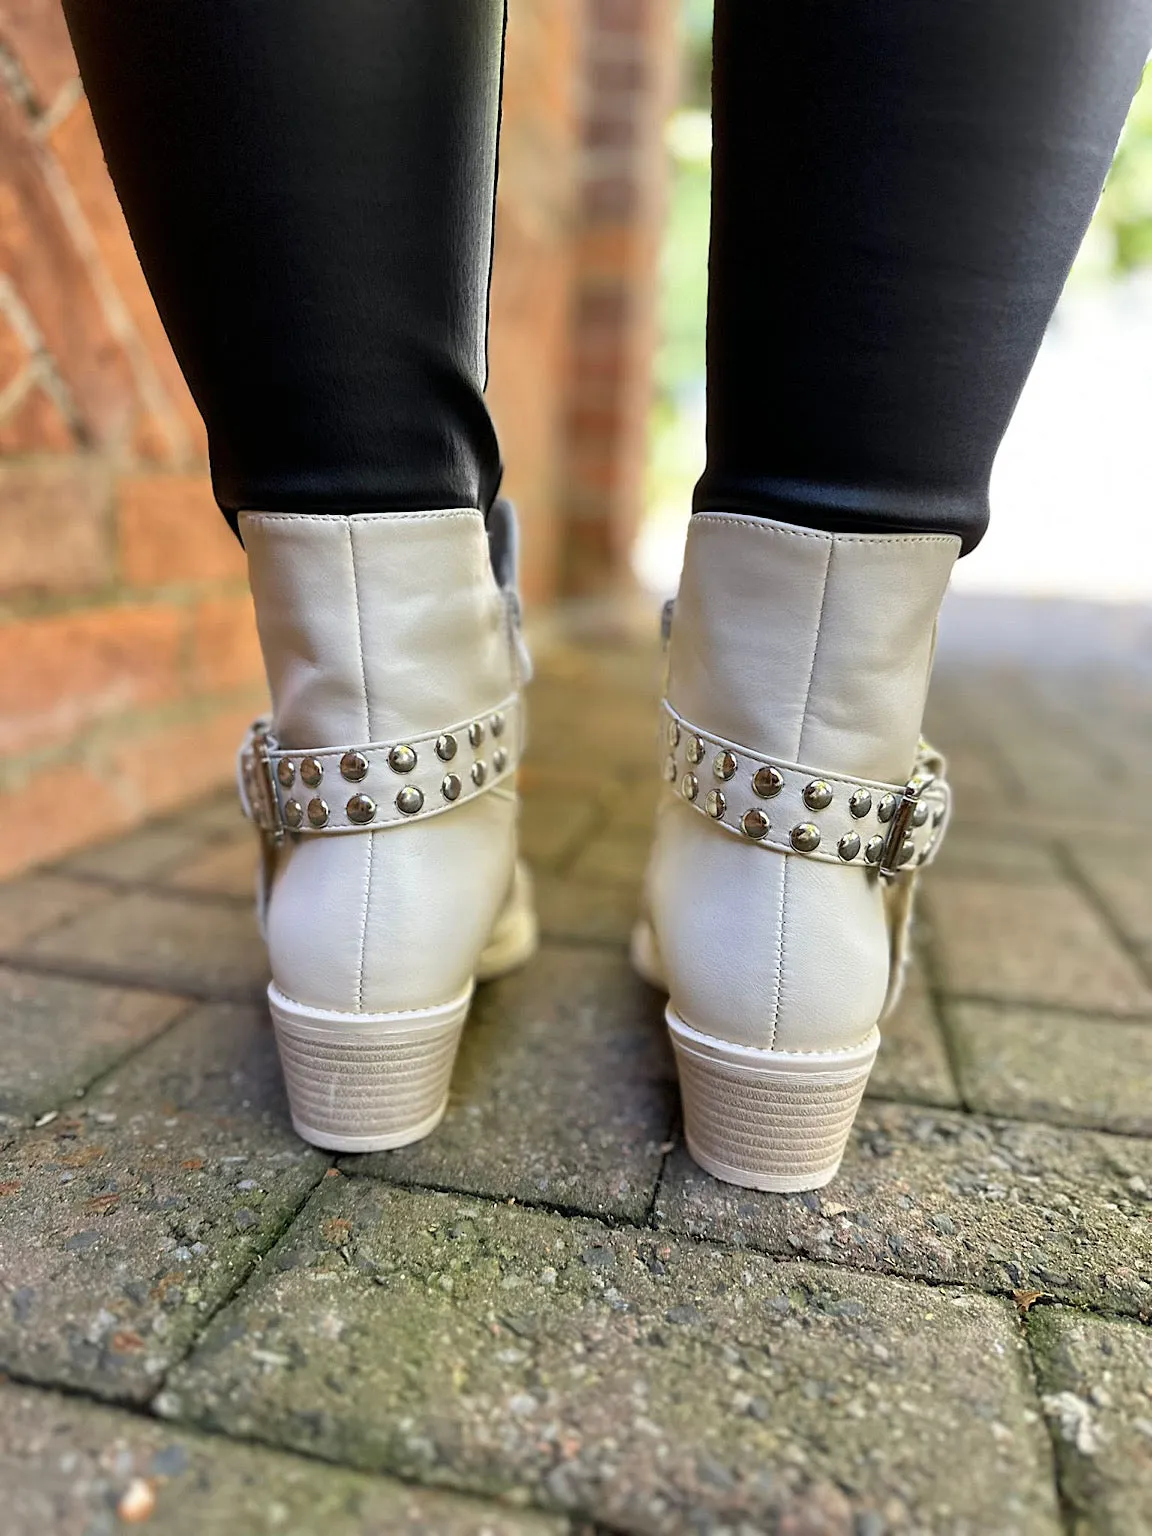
[117,1478,156,1522]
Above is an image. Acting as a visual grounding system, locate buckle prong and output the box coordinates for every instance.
[878,774,932,878]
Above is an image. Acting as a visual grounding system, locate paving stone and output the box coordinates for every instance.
[166,833,256,901]
[922,876,1152,1016]
[867,957,959,1108]
[168,1179,1060,1535]
[0,1381,559,1536]
[0,871,104,948]
[58,822,212,883]
[0,965,186,1124]
[0,1002,325,1403]
[182,792,248,841]
[527,696,656,773]
[655,1103,1152,1318]
[517,794,601,873]
[930,827,1060,882]
[345,946,675,1221]
[25,889,269,1000]
[1066,846,1152,969]
[535,876,637,948]
[947,1000,1152,1135]
[567,827,649,888]
[1029,1306,1152,1534]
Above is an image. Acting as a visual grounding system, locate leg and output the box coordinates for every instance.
[697,0,1152,551]
[62,0,505,526]
[640,1,1152,1192]
[63,2,536,1152]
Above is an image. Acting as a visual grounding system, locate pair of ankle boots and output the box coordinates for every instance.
[238,504,959,1192]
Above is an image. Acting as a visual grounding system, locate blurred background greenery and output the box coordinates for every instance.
[638,5,1152,598]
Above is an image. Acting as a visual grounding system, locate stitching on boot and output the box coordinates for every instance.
[347,521,374,1009]
[240,510,483,526]
[692,512,958,546]
[772,536,834,1046]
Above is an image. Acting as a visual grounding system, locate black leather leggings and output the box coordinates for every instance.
[63,0,1152,553]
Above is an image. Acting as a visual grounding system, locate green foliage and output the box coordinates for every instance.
[1094,62,1152,275]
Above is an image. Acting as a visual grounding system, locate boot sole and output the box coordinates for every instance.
[631,919,877,1192]
[272,865,538,1153]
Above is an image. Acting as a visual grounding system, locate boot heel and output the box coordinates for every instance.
[667,1009,877,1193]
[268,984,471,1153]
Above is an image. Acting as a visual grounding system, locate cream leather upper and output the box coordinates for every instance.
[241,508,524,1016]
[645,511,958,1054]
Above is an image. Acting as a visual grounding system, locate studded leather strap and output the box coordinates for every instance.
[660,701,950,876]
[238,694,521,839]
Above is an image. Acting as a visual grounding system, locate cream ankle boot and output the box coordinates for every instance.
[238,502,537,1151]
[633,512,959,1191]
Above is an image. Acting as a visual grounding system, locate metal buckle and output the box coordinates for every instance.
[241,719,284,845]
[878,773,933,878]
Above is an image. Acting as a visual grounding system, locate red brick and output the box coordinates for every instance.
[0,0,78,110]
[0,307,29,393]
[117,474,246,587]
[0,696,263,879]
[0,380,74,451]
[0,459,113,596]
[106,700,265,822]
[589,0,649,34]
[0,760,130,879]
[191,592,264,695]
[0,603,186,756]
[0,86,138,447]
[48,100,203,454]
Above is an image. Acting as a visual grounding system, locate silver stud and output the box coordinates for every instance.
[493,746,508,774]
[849,788,872,819]
[912,802,930,828]
[663,756,678,784]
[877,793,898,824]
[436,733,458,762]
[803,779,833,811]
[468,721,485,749]
[705,789,726,819]
[490,711,506,738]
[932,807,945,828]
[741,808,769,840]
[300,757,323,789]
[277,758,296,789]
[790,823,821,853]
[898,837,916,867]
[283,799,303,829]
[306,797,329,829]
[686,735,705,766]
[471,760,487,787]
[667,718,681,749]
[346,793,376,825]
[752,765,784,799]
[340,750,369,783]
[681,772,699,802]
[838,832,862,862]
[442,773,462,802]
[864,835,884,864]
[396,786,424,816]
[388,744,417,774]
[713,750,737,781]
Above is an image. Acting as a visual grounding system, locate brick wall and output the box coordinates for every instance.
[0,0,673,877]
[561,0,678,595]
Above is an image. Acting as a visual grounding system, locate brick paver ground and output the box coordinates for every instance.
[1,593,1149,1534]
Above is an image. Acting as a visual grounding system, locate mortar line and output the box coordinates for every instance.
[329,1160,1150,1324]
[0,950,264,1005]
[1053,838,1152,992]
[1017,1312,1080,1536]
[0,1368,587,1534]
